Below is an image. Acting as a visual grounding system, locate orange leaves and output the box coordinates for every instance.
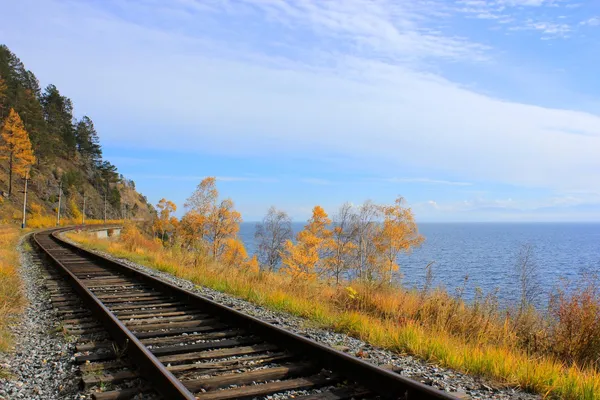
[244,255,260,274]
[221,238,248,267]
[373,196,424,282]
[282,199,424,284]
[154,198,178,243]
[181,177,247,265]
[0,108,36,195]
[281,205,333,280]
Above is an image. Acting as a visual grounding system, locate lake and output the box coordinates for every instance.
[239,222,600,306]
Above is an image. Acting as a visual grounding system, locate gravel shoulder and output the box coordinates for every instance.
[0,235,81,400]
[68,238,540,400]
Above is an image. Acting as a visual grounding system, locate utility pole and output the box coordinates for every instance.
[82,190,86,225]
[104,191,107,223]
[56,180,62,226]
[21,170,29,229]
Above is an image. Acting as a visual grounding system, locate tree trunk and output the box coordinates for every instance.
[8,152,13,197]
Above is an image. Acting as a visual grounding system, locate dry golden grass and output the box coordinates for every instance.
[68,225,600,399]
[0,223,25,370]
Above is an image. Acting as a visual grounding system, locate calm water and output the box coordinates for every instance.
[239,222,600,305]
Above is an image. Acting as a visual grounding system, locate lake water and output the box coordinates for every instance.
[239,222,600,306]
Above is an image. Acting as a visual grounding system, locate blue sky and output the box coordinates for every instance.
[3,0,600,222]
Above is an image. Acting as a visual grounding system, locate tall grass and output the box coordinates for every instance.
[68,225,600,399]
[0,225,25,361]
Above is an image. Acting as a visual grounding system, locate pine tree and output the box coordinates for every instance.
[0,76,7,120]
[41,84,76,155]
[0,108,35,196]
[75,116,102,166]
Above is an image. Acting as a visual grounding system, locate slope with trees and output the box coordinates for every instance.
[0,44,153,224]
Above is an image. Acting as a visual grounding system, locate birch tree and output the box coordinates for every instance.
[255,206,293,271]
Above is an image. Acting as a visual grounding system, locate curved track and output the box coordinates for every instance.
[33,226,458,400]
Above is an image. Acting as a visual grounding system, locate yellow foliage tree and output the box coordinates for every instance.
[0,108,35,196]
[185,177,218,216]
[220,238,248,267]
[180,177,217,252]
[207,198,242,259]
[29,203,43,218]
[181,177,243,260]
[178,211,207,251]
[281,205,332,280]
[372,196,424,283]
[154,198,177,243]
[68,198,82,221]
[244,255,260,274]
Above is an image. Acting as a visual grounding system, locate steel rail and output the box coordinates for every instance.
[35,226,458,400]
[33,227,196,400]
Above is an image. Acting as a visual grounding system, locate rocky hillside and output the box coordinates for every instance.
[0,44,153,223]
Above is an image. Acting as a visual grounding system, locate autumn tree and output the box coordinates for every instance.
[221,238,248,267]
[68,197,82,221]
[180,177,218,249]
[183,177,242,260]
[245,255,260,274]
[154,198,178,242]
[372,197,424,283]
[207,198,242,259]
[0,108,35,196]
[349,200,380,281]
[255,206,293,271]
[327,202,357,284]
[281,206,332,280]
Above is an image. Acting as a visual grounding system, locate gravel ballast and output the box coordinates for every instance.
[0,235,81,400]
[65,235,540,400]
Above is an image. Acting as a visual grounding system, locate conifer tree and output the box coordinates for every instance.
[0,76,7,120]
[75,116,102,166]
[0,108,35,196]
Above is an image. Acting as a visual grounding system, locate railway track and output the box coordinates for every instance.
[33,226,458,400]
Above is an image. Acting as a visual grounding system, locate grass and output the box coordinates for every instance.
[68,225,600,399]
[0,225,25,354]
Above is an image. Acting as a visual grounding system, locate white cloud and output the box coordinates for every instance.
[456,0,577,38]
[510,20,572,37]
[300,178,332,185]
[382,178,473,186]
[3,0,600,198]
[581,17,600,26]
[413,192,600,221]
[131,175,279,183]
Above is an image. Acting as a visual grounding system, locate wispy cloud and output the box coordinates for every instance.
[580,17,600,26]
[381,178,473,186]
[456,0,578,38]
[4,0,600,218]
[509,20,572,38]
[131,175,279,183]
[300,178,332,186]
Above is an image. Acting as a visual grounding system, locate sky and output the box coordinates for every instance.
[2,0,600,222]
